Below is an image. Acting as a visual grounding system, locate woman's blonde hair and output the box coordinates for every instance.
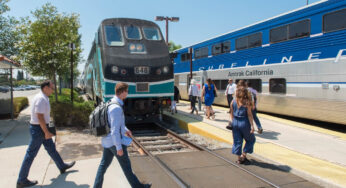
[236,87,251,106]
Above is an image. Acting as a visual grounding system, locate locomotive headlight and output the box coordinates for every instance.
[111,66,119,74]
[136,44,143,52]
[156,68,162,75]
[129,44,136,51]
[163,66,169,73]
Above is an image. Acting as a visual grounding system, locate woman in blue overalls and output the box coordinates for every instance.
[230,86,256,164]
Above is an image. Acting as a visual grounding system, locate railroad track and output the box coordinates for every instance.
[128,122,280,188]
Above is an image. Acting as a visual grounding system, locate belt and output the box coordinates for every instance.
[31,124,48,126]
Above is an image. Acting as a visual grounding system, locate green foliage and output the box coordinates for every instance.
[50,88,94,127]
[0,0,20,57]
[18,3,82,102]
[168,41,182,52]
[13,97,28,116]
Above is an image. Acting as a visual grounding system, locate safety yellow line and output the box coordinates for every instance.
[165,112,346,187]
[180,100,346,140]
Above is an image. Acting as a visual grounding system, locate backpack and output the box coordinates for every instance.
[89,100,121,137]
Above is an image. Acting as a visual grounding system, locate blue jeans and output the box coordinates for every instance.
[93,145,143,188]
[18,125,66,183]
[252,108,262,130]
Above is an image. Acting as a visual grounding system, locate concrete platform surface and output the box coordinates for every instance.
[166,101,346,188]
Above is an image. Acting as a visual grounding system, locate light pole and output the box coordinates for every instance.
[155,16,179,44]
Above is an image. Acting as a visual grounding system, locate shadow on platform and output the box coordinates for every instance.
[41,170,90,188]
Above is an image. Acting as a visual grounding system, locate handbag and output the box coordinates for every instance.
[47,122,56,135]
[213,89,218,97]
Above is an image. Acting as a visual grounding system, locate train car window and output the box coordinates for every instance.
[246,79,262,93]
[221,80,228,90]
[104,25,124,46]
[323,8,346,33]
[181,53,186,62]
[248,33,262,48]
[269,78,286,94]
[143,27,162,40]
[195,47,208,59]
[236,36,248,50]
[212,43,222,55]
[270,25,288,43]
[213,80,221,90]
[222,41,231,53]
[125,25,141,40]
[289,19,310,40]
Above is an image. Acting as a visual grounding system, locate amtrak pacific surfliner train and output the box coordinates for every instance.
[84,18,173,124]
[173,0,346,125]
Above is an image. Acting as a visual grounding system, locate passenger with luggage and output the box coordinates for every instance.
[188,79,199,115]
[247,82,263,134]
[93,82,149,188]
[229,87,256,164]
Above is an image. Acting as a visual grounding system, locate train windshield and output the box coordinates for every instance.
[125,25,141,40]
[142,27,162,41]
[104,25,124,46]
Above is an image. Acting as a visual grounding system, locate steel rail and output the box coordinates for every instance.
[156,121,281,188]
[130,133,190,188]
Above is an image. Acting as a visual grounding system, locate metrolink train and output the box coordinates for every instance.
[84,18,173,124]
[173,0,346,125]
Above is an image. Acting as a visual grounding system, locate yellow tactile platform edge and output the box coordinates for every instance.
[180,100,346,140]
[165,111,346,187]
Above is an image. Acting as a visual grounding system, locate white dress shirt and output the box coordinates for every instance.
[188,84,200,97]
[30,91,50,124]
[225,83,236,95]
[101,96,129,151]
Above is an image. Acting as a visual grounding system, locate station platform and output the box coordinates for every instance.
[163,100,346,188]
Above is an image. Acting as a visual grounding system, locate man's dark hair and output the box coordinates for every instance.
[115,82,129,95]
[41,80,51,90]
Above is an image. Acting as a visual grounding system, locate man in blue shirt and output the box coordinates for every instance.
[93,82,147,188]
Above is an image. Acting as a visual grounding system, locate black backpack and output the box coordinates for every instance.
[89,100,120,137]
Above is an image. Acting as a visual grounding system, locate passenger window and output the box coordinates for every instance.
[181,53,186,62]
[245,79,262,93]
[269,78,286,94]
[236,36,248,51]
[289,19,310,39]
[104,25,124,46]
[248,33,262,48]
[222,41,231,53]
[213,80,221,90]
[221,80,228,90]
[270,25,288,43]
[212,43,222,55]
[323,8,346,33]
[194,47,208,59]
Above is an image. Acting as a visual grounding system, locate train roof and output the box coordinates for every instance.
[100,18,159,27]
[175,0,345,52]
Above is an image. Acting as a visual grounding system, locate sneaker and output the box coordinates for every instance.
[258,128,263,134]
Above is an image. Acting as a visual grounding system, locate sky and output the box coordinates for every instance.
[6,0,321,73]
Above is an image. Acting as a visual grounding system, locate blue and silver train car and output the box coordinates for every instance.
[85,18,173,124]
[173,0,346,125]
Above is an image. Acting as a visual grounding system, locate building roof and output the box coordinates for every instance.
[0,55,20,68]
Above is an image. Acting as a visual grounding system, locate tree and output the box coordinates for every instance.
[18,3,81,102]
[0,0,20,57]
[168,41,182,52]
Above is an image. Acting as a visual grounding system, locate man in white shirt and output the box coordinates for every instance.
[17,80,75,188]
[224,79,236,108]
[93,82,149,188]
[188,79,199,115]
